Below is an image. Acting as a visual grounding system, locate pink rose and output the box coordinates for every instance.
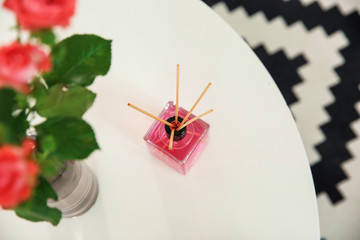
[3,0,76,30]
[0,139,39,209]
[0,42,51,93]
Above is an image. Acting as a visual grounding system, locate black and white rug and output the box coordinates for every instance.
[201,0,360,239]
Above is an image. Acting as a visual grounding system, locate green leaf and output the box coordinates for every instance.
[0,123,10,144]
[0,89,29,145]
[35,84,96,118]
[39,135,57,155]
[31,78,47,102]
[15,177,61,226]
[30,29,56,46]
[11,110,29,142]
[37,153,65,179]
[15,92,29,109]
[44,34,112,87]
[0,88,15,125]
[35,116,99,160]
[36,135,66,178]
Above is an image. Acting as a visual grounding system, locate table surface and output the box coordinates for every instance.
[0,0,320,239]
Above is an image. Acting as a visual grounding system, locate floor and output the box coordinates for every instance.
[202,1,360,239]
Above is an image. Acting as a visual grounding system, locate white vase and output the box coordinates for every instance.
[47,161,99,218]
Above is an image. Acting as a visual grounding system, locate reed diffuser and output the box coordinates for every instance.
[128,65,212,174]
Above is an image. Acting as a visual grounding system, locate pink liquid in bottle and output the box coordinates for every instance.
[143,101,209,174]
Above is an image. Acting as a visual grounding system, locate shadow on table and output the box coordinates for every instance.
[48,196,109,240]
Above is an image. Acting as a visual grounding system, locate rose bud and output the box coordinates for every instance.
[3,0,76,30]
[0,42,51,93]
[0,139,39,209]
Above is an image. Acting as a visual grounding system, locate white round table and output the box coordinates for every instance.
[0,0,320,239]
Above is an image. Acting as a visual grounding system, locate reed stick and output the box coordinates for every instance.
[177,109,213,131]
[175,64,180,124]
[128,103,174,128]
[169,128,175,150]
[179,82,211,127]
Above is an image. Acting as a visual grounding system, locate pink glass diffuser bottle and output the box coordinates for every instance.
[129,65,212,175]
[143,101,209,174]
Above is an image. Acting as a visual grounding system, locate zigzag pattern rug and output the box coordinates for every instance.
[201,0,360,239]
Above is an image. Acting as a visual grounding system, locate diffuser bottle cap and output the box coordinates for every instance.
[164,116,187,141]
